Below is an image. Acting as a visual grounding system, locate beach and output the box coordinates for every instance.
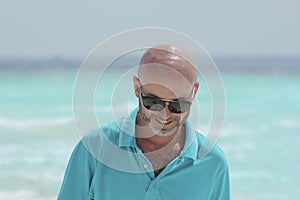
[0,58,299,199]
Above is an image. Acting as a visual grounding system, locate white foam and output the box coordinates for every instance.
[0,116,73,130]
[279,119,300,128]
[231,170,275,180]
[0,190,53,200]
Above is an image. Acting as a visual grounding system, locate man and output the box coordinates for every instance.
[58,44,230,199]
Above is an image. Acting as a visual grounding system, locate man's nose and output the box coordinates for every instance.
[160,102,172,118]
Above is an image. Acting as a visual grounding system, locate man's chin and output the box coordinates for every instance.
[157,130,176,137]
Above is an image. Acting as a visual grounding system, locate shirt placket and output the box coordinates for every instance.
[136,149,184,200]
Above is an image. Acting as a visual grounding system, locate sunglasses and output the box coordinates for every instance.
[140,93,192,114]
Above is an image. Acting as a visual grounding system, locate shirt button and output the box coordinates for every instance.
[143,164,148,169]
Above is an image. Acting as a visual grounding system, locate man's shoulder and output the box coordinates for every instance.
[194,132,228,168]
[81,121,122,145]
[79,121,122,154]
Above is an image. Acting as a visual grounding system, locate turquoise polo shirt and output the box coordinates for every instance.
[58,109,230,200]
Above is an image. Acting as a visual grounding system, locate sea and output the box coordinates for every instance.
[0,56,299,199]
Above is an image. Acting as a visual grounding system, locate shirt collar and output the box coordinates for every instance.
[118,108,139,148]
[118,108,198,160]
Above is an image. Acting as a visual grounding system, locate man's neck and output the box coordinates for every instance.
[135,116,186,176]
[136,127,185,151]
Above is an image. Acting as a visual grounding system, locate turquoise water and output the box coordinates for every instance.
[0,68,299,199]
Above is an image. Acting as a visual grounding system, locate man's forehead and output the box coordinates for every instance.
[138,63,194,98]
[139,63,193,84]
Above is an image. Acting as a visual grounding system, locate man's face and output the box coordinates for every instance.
[137,83,193,136]
[133,64,198,137]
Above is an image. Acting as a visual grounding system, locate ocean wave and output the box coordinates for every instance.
[0,190,53,200]
[0,104,138,131]
[279,119,300,128]
[0,116,73,130]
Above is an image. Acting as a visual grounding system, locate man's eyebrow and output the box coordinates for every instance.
[143,92,159,98]
[143,92,186,101]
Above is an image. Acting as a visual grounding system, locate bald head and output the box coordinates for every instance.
[139,44,197,84]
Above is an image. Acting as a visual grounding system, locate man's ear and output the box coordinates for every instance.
[133,75,140,97]
[192,82,200,99]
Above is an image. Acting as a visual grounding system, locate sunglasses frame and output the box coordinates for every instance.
[136,77,197,113]
[139,92,192,114]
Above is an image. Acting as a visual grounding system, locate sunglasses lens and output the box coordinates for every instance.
[141,94,191,113]
[142,97,165,111]
[169,101,191,113]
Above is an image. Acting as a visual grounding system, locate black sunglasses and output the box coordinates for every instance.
[140,93,192,114]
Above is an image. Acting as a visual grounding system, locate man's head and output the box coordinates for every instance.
[133,44,199,136]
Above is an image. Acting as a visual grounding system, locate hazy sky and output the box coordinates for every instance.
[0,0,299,58]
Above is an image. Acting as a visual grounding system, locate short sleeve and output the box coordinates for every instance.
[210,158,230,200]
[58,141,96,200]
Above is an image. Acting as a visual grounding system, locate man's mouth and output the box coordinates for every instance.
[155,119,172,125]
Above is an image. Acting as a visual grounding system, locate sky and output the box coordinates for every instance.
[0,0,299,59]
